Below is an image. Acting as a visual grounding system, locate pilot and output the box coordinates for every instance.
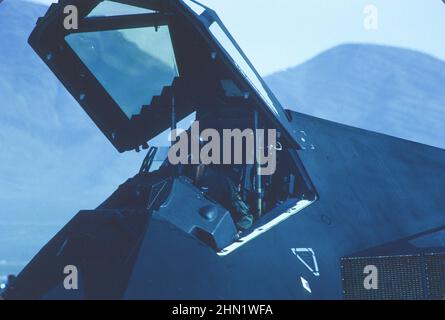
[193,164,253,232]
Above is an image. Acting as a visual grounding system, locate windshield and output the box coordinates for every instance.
[148,146,171,172]
[66,25,179,119]
[87,0,155,17]
[209,22,279,116]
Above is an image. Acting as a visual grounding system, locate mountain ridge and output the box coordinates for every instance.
[266,43,445,149]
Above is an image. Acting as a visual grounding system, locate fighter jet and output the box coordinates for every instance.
[2,0,445,300]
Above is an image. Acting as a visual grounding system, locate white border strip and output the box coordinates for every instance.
[217,199,313,256]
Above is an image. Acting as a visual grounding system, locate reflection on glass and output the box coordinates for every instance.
[66,26,179,119]
[87,0,155,17]
[182,0,206,16]
[209,22,279,115]
[148,146,170,172]
[149,112,197,147]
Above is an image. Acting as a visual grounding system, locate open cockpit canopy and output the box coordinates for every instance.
[29,0,298,152]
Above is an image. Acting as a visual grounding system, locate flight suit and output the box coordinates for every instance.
[195,165,253,231]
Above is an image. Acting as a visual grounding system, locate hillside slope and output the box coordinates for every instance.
[266,44,445,149]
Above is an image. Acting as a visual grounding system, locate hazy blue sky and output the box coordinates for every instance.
[28,0,445,74]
